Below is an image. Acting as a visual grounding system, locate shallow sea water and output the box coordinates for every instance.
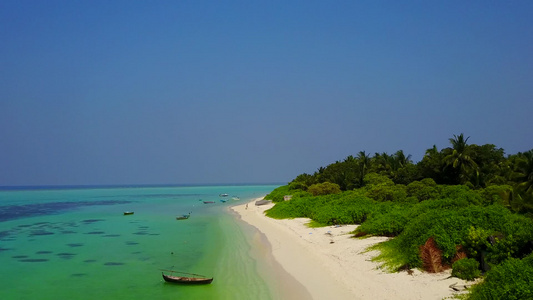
[0,185,281,300]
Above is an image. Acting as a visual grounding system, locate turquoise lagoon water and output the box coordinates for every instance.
[0,185,289,300]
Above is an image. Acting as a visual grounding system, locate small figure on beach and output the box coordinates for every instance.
[246,204,248,210]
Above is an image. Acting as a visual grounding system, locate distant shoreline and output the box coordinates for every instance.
[0,183,284,191]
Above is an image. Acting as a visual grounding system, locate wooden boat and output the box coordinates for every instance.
[219,199,227,203]
[219,193,229,197]
[162,272,213,285]
[123,211,134,215]
[176,213,191,220]
[255,200,271,206]
[203,201,215,204]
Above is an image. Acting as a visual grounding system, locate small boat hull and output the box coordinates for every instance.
[123,211,134,215]
[162,273,213,285]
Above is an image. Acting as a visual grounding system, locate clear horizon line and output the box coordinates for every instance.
[0,182,286,191]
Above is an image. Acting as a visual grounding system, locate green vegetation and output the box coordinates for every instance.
[264,134,533,299]
[452,258,481,281]
[307,182,342,196]
[467,255,533,299]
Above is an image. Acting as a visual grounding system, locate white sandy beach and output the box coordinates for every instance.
[232,198,471,300]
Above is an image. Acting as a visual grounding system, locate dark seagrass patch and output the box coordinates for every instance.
[104,262,124,266]
[19,258,49,263]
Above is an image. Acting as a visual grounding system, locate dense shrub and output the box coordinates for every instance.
[379,204,533,270]
[467,256,533,300]
[312,205,353,225]
[307,182,341,196]
[326,192,376,224]
[406,179,440,201]
[264,185,291,202]
[462,226,491,263]
[264,185,311,202]
[451,258,480,280]
[344,204,374,224]
[364,173,395,185]
[458,205,533,266]
[289,181,308,191]
[266,191,375,225]
[476,184,512,206]
[354,203,412,237]
[395,209,469,268]
[405,197,471,220]
[265,197,313,219]
[485,213,533,265]
[439,185,483,206]
[364,183,407,202]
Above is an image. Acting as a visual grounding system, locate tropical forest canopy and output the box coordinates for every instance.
[264,134,533,299]
[286,133,533,211]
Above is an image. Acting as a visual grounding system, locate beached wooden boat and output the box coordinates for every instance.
[162,272,213,285]
[255,200,271,206]
[176,213,190,220]
[123,211,134,215]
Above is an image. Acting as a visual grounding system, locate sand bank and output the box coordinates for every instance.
[232,198,470,300]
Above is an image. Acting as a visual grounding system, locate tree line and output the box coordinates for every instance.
[289,133,533,213]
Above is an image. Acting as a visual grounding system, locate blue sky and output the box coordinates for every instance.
[1,1,532,186]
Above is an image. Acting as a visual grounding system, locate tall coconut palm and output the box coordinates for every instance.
[515,150,533,199]
[341,155,359,190]
[425,145,439,157]
[356,151,371,187]
[373,152,392,174]
[394,150,412,169]
[444,134,479,184]
[344,155,356,164]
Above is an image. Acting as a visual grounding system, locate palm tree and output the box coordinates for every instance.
[356,151,371,187]
[425,145,439,157]
[514,150,533,203]
[444,134,479,184]
[394,150,412,169]
[341,155,359,190]
[344,155,356,163]
[374,152,392,174]
[419,145,447,184]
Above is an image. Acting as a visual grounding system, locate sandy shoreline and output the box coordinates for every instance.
[232,197,470,300]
